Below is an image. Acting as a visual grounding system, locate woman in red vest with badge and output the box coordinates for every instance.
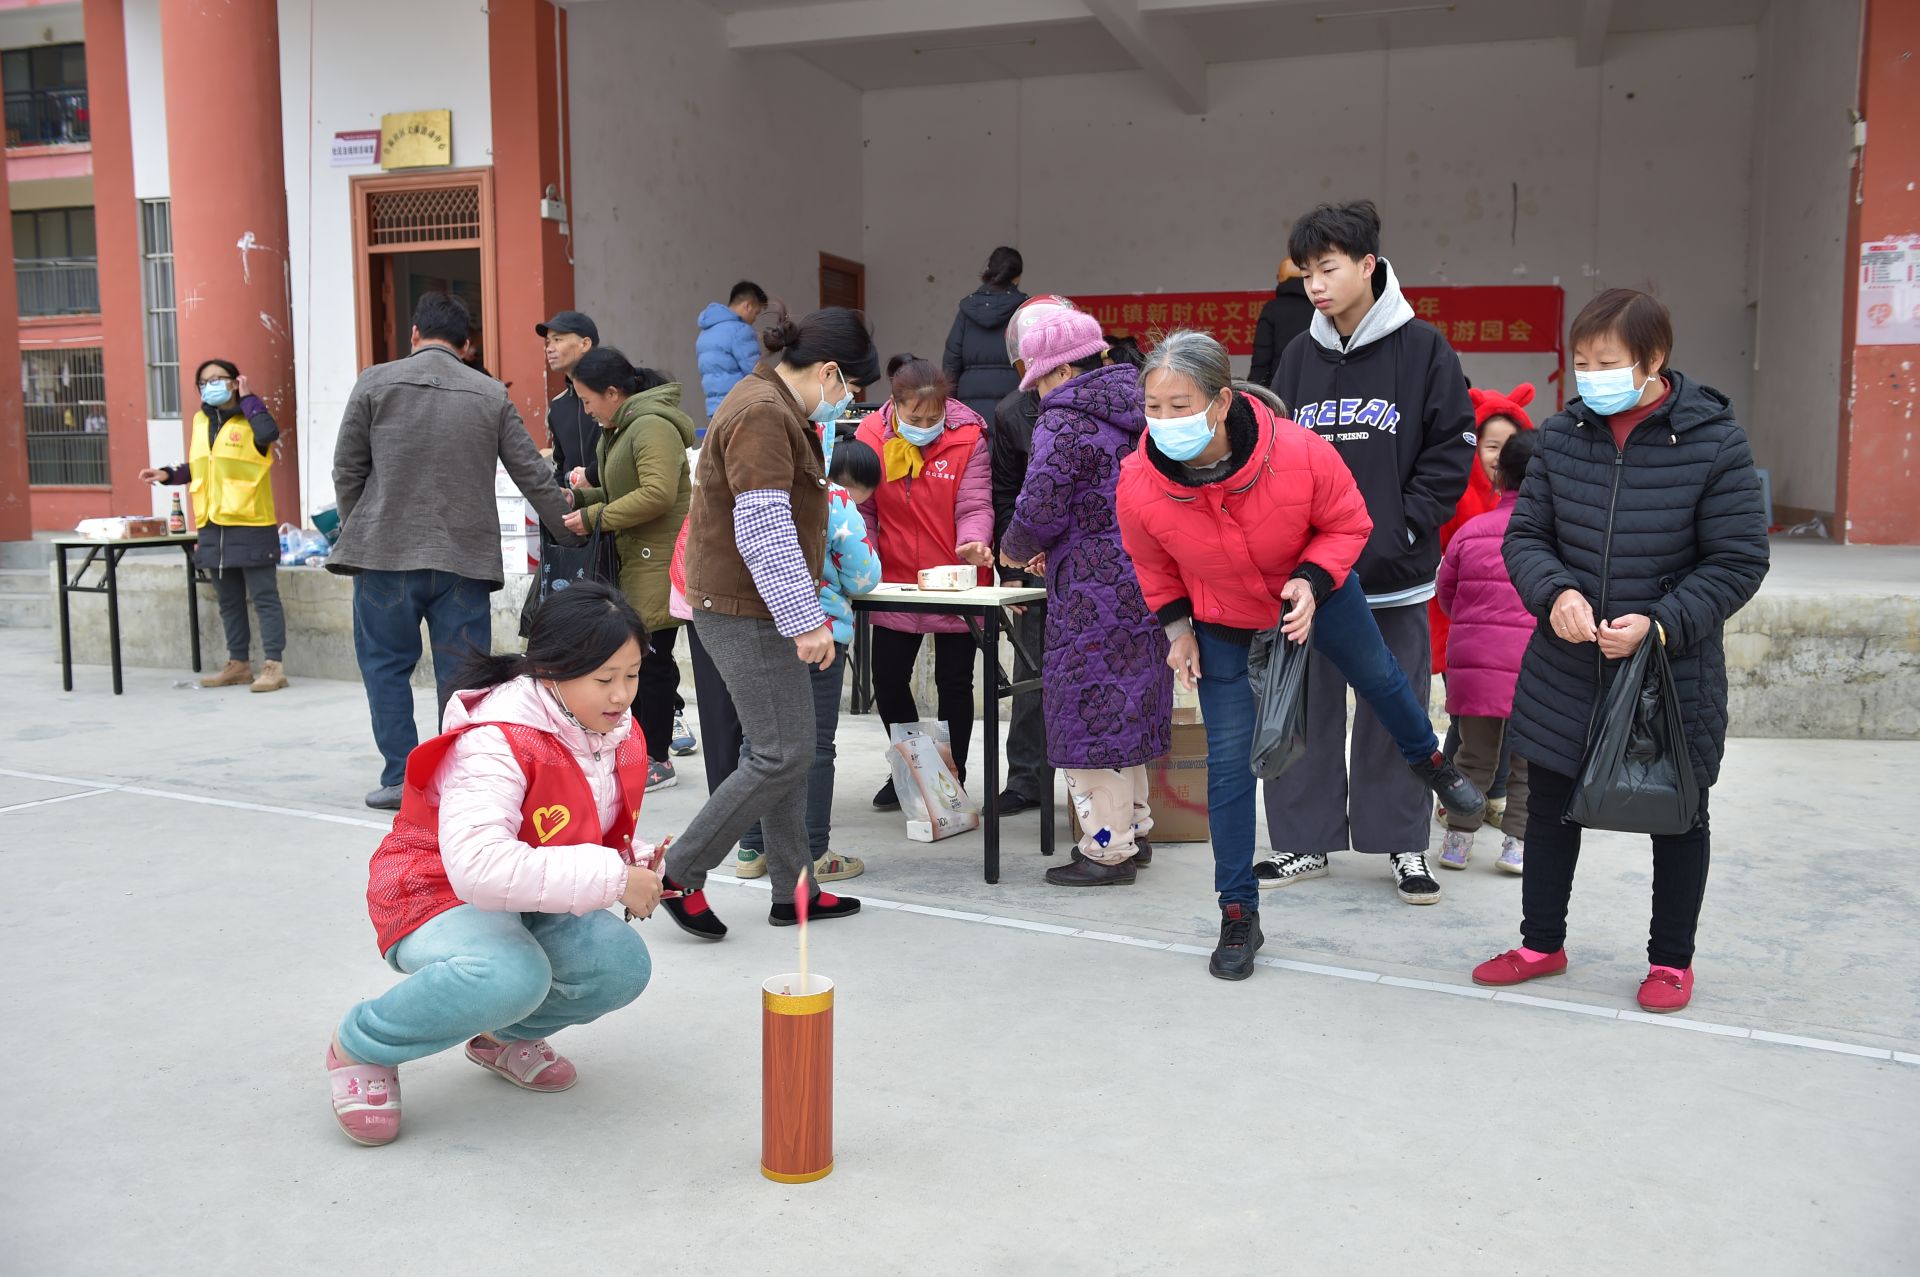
[325,582,662,1147]
[856,354,996,811]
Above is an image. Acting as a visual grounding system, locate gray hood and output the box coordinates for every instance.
[1309,256,1416,354]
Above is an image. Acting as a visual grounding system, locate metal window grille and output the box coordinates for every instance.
[367,185,482,246]
[140,199,179,419]
[23,346,108,485]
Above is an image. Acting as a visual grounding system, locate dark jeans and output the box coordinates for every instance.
[1520,763,1713,969]
[1263,580,1439,856]
[636,627,682,763]
[1004,595,1051,800]
[211,565,285,662]
[742,644,847,859]
[353,569,492,788]
[687,622,745,795]
[1196,631,1260,909]
[871,626,975,782]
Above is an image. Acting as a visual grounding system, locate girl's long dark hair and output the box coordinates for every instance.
[450,580,647,694]
[574,346,669,397]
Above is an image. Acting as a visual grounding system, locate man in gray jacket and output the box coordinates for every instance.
[330,291,578,809]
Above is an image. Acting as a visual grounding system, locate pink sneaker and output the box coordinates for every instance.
[326,1041,401,1146]
[465,1035,578,1092]
[1637,965,1694,1013]
[1471,947,1568,986]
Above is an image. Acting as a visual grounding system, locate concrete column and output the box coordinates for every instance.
[0,60,24,540]
[157,0,299,519]
[489,0,575,437]
[1838,0,1920,544]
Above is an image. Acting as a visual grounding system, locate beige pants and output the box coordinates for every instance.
[1066,766,1153,864]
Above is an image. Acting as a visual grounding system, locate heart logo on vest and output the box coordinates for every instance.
[532,804,571,843]
[934,459,949,472]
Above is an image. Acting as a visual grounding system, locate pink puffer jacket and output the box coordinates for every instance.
[430,677,647,915]
[1434,492,1532,718]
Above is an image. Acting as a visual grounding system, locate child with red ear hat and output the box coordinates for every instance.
[1430,383,1535,822]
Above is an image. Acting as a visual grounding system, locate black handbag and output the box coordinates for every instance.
[530,504,620,622]
[1247,622,1312,780]
[1566,637,1700,835]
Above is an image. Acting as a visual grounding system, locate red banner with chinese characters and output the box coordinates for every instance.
[1072,285,1563,356]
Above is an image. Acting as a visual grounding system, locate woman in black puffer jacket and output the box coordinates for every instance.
[1470,290,1768,1014]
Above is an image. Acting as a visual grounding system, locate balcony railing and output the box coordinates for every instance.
[16,257,99,316]
[5,86,89,147]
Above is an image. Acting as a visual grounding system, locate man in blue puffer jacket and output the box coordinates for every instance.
[695,280,768,417]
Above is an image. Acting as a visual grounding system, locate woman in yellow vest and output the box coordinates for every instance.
[140,358,288,693]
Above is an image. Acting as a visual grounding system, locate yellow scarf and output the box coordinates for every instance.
[883,434,926,482]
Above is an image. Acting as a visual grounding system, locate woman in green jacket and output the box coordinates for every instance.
[564,346,699,790]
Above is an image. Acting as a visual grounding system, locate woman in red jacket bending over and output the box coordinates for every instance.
[1116,331,1484,983]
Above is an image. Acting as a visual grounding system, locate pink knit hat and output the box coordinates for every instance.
[1018,308,1108,391]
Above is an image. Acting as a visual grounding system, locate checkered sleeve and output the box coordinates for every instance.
[734,488,830,638]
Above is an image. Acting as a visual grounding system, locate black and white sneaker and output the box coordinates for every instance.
[1388,851,1442,905]
[1253,852,1329,889]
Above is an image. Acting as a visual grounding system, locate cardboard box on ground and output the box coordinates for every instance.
[1069,705,1210,845]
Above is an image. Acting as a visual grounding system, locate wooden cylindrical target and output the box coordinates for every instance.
[761,973,833,1183]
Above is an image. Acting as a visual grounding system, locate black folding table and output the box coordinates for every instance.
[53,533,202,695]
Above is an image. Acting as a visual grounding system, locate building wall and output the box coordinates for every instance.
[1747,0,1860,517]
[566,0,864,423]
[0,6,85,54]
[123,0,167,200]
[861,29,1759,422]
[273,0,494,517]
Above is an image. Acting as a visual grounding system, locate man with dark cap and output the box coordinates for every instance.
[538,310,601,489]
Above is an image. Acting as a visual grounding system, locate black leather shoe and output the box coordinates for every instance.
[872,779,901,812]
[1044,855,1137,887]
[1409,752,1485,820]
[997,788,1038,816]
[1072,838,1151,868]
[1208,903,1264,981]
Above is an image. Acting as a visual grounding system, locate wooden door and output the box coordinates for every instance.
[819,253,865,312]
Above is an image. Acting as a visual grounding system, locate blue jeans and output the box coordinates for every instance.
[741,644,846,859]
[353,569,493,787]
[1196,632,1261,909]
[337,905,651,1068]
[1309,573,1439,767]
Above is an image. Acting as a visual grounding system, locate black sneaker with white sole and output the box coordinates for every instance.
[1388,851,1442,904]
[1253,851,1328,889]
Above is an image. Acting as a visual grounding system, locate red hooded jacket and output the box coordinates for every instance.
[1431,382,1536,674]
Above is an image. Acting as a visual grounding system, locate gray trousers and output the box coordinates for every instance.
[741,644,847,859]
[1263,601,1432,856]
[1004,602,1051,799]
[212,565,285,662]
[665,612,817,899]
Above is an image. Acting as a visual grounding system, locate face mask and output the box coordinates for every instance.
[1575,365,1651,416]
[1147,408,1216,462]
[808,368,853,425]
[897,418,945,448]
[200,380,233,408]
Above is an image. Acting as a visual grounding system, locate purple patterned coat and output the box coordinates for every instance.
[1003,363,1173,770]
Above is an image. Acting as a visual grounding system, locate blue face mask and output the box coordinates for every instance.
[808,368,853,425]
[1575,364,1650,417]
[200,379,233,408]
[897,419,945,448]
[1147,408,1216,462]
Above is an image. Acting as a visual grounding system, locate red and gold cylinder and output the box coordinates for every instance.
[761,973,833,1183]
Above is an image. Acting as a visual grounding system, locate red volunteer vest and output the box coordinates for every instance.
[855,408,990,588]
[365,720,649,955]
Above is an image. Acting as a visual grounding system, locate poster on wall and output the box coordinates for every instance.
[330,130,379,167]
[1856,236,1920,346]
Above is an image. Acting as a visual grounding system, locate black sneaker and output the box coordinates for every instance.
[1388,852,1442,905]
[1208,903,1265,981]
[770,889,863,926]
[872,779,900,812]
[997,788,1038,816]
[1409,752,1485,821]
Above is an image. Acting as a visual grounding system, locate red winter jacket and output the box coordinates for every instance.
[1117,391,1373,633]
[856,398,993,635]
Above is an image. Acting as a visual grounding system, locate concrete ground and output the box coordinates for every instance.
[1,627,1915,1275]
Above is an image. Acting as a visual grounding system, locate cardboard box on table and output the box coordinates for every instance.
[1069,706,1210,845]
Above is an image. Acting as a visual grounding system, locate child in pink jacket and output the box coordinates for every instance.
[326,582,663,1148]
[1434,431,1537,874]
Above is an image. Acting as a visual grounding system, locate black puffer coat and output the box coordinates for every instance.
[943,285,1028,423]
[1503,372,1769,788]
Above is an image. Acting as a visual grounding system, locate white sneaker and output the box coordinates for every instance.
[1497,837,1524,875]
[1438,830,1474,870]
[1254,852,1329,890]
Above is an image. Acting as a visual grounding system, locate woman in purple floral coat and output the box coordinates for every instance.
[1002,310,1172,887]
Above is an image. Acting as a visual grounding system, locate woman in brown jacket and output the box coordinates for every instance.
[660,306,880,938]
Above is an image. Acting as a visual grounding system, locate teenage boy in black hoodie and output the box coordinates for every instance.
[1264,200,1476,905]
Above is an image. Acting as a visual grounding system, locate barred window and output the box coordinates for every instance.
[140,198,179,419]
[23,346,107,485]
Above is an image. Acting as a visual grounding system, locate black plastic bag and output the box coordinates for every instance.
[529,505,619,625]
[1247,624,1311,780]
[1567,637,1699,835]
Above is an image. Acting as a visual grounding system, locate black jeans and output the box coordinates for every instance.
[212,565,285,662]
[636,627,682,763]
[1520,763,1712,969]
[870,626,975,782]
[687,622,745,795]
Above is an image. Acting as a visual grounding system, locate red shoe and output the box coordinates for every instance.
[1637,965,1694,1013]
[1472,947,1568,987]
[326,1041,401,1147]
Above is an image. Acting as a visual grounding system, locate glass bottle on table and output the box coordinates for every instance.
[168,493,186,534]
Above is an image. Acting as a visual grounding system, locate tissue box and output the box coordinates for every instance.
[917,564,975,591]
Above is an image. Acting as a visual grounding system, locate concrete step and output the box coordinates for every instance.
[0,593,50,627]
[0,566,50,594]
[0,539,54,570]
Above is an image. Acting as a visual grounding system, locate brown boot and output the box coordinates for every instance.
[250,660,289,693]
[200,659,253,688]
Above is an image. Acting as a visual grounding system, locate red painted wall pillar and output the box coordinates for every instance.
[157,0,300,520]
[85,0,154,520]
[489,0,574,437]
[1838,0,1920,544]
[0,63,25,541]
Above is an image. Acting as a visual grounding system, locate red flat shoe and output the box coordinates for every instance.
[1472,947,1568,987]
[1637,965,1694,1013]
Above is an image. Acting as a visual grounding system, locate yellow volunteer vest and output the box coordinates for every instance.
[187,408,276,528]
